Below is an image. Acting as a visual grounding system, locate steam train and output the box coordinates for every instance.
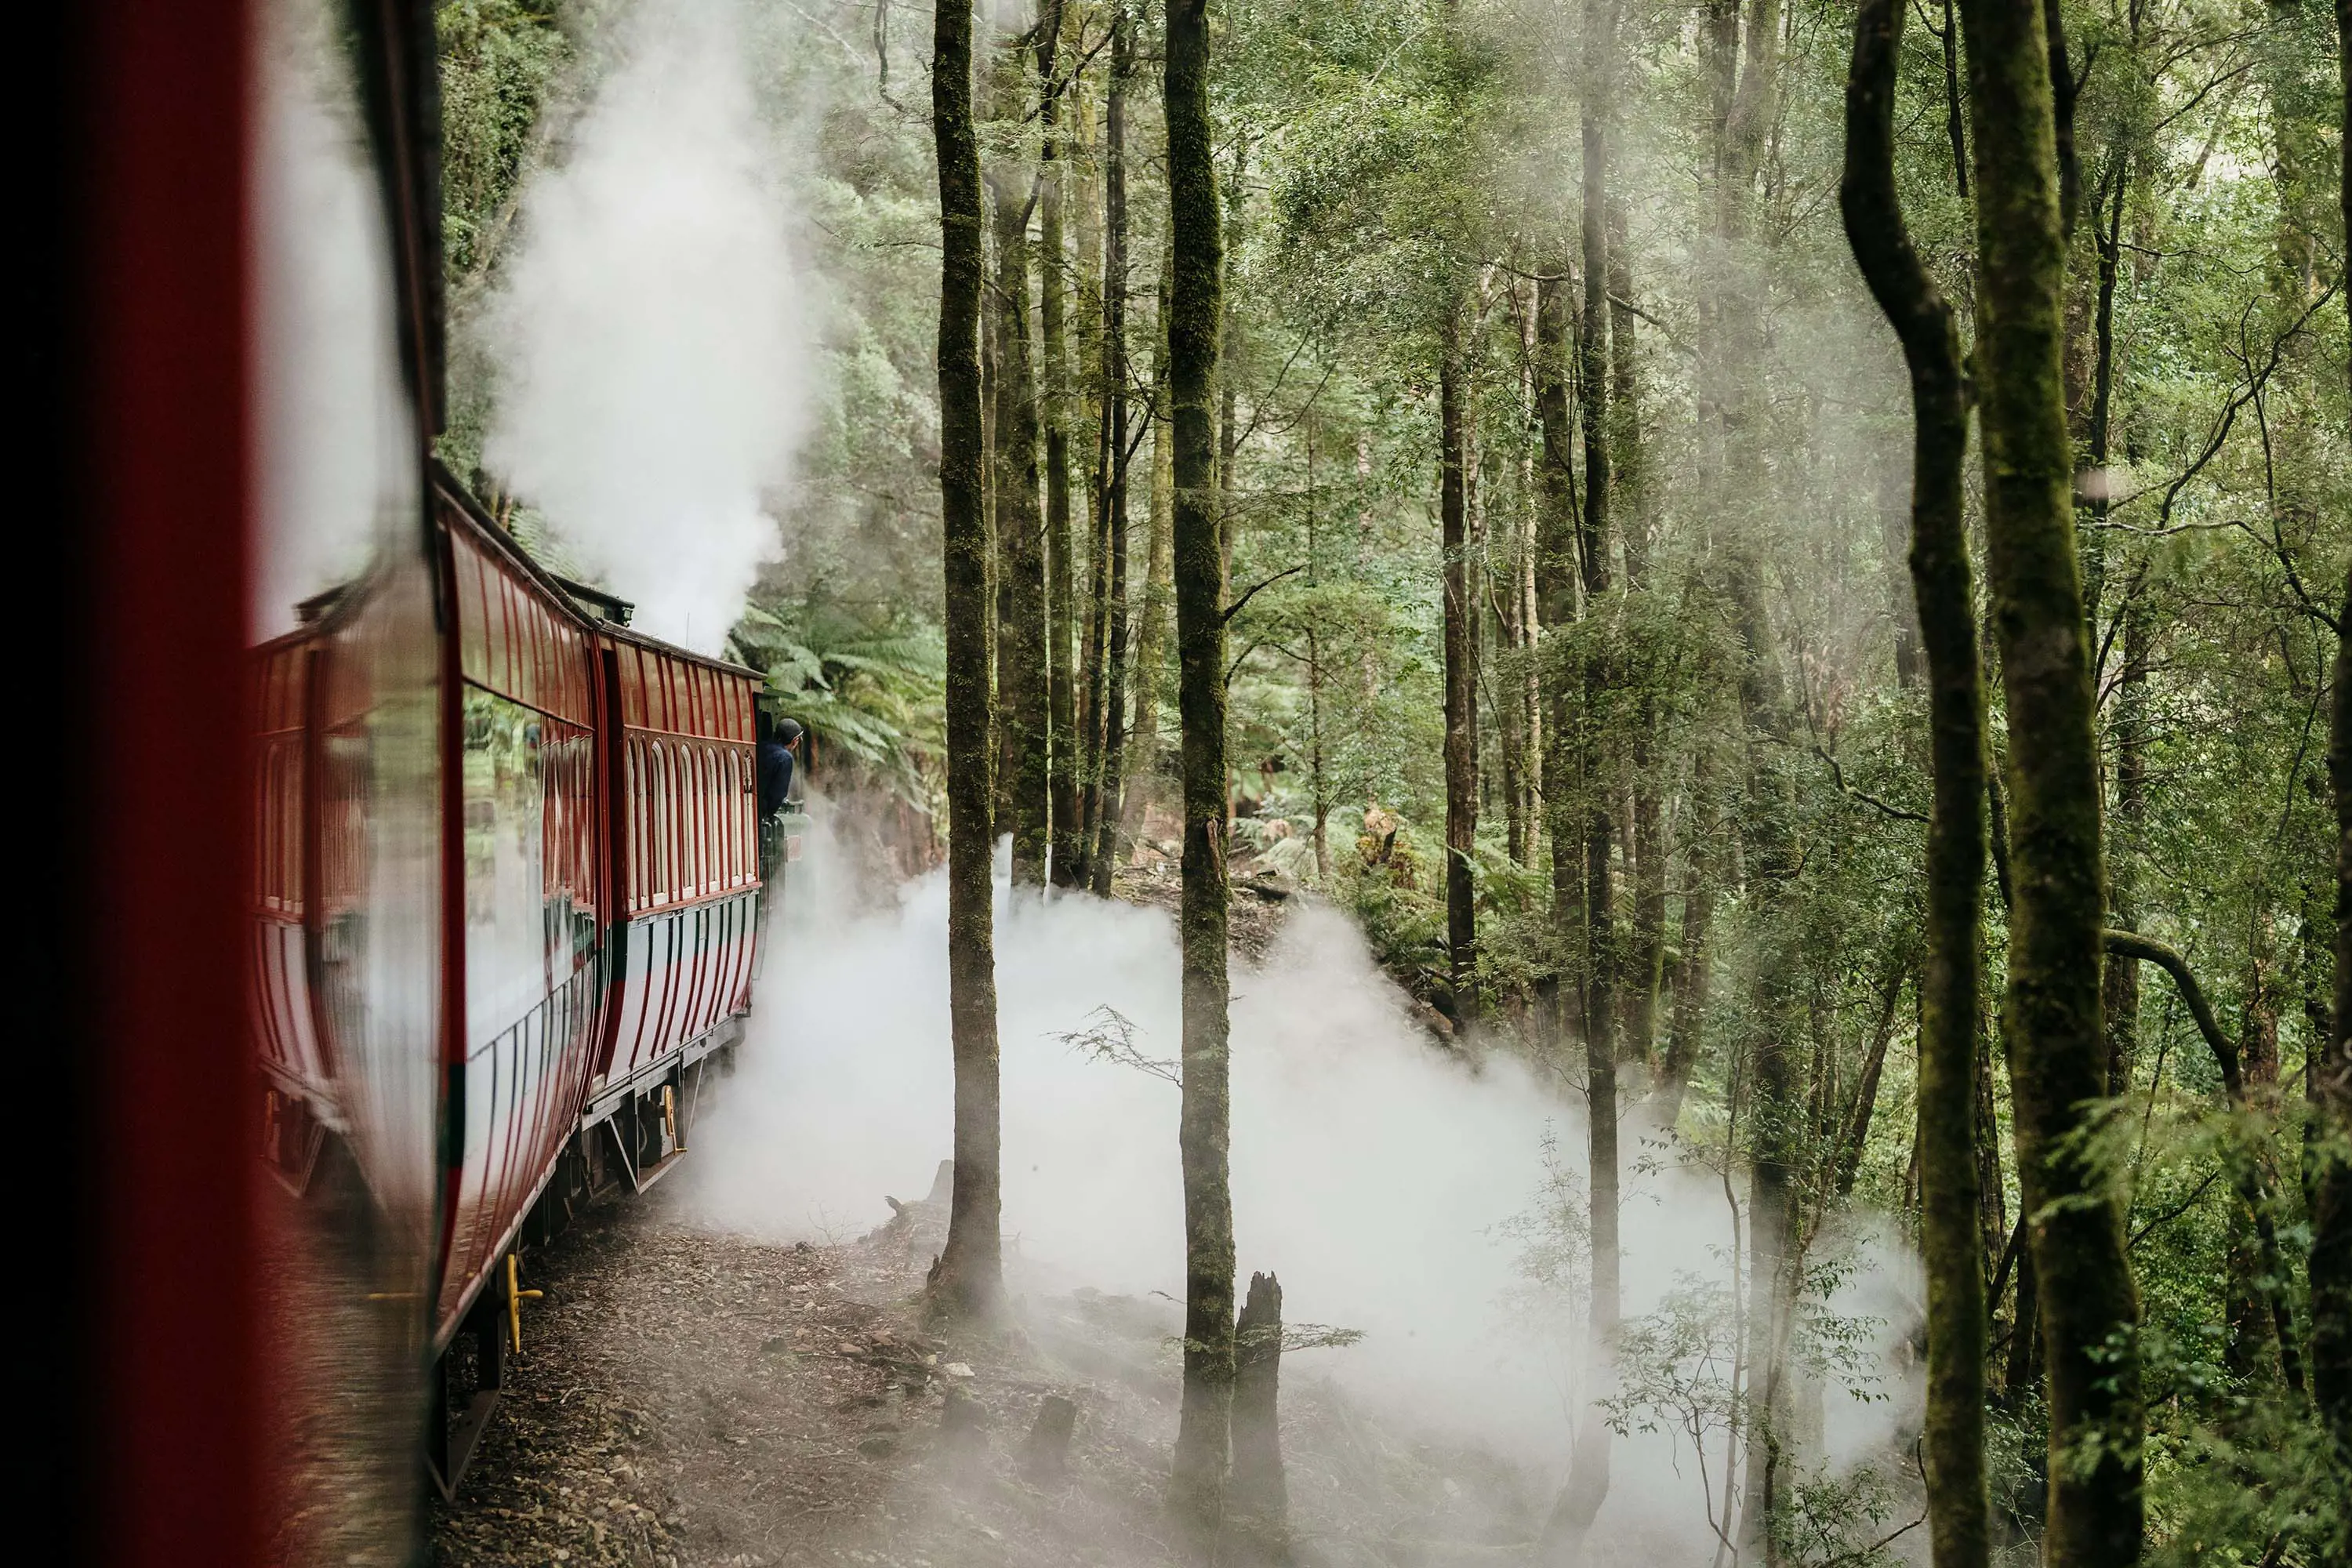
[249,465,792,1495]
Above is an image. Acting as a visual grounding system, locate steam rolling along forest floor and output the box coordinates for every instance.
[429,880,1512,1568]
[426,1189,1548,1568]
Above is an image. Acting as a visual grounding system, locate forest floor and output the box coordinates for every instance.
[426,1141,1545,1568]
[429,881,1528,1568]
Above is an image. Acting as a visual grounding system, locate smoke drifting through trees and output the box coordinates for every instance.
[681,819,1928,1554]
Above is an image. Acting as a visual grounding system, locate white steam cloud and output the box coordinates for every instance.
[681,815,1925,1552]
[486,0,811,653]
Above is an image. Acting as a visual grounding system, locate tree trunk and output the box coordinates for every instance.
[1040,5,1079,889]
[2005,1246,2042,1405]
[1604,206,1664,1074]
[1833,951,1911,1200]
[1217,144,1246,601]
[1544,5,1617,1552]
[1953,0,2142,1553]
[929,0,1003,1323]
[1164,0,1235,1537]
[1499,529,1528,868]
[2105,603,2144,1093]
[1974,1005,2009,1294]
[1841,3,1988,1562]
[1123,270,1176,844]
[1440,308,1479,1022]
[1737,770,1801,1564]
[2318,9,2352,1537]
[1534,270,1584,1048]
[1657,789,1715,1124]
[1090,11,1134,895]
[2318,561,2352,1558]
[1076,355,1114,887]
[989,87,1050,887]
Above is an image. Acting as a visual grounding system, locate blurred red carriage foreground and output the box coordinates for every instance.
[34,2,797,1562]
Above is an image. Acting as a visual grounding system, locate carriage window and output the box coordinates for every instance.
[649,741,671,906]
[460,687,559,1050]
[694,746,713,895]
[723,750,740,886]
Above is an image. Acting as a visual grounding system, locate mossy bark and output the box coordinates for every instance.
[1090,11,1134,895]
[1534,271,1584,1047]
[990,122,1051,887]
[1123,267,1176,841]
[1040,9,1079,890]
[1544,7,1619,1553]
[2318,562,2352,1561]
[1439,308,1479,1022]
[930,0,1004,1323]
[1841,0,1987,1561]
[2316,15,2352,1534]
[1951,0,2142,1554]
[1164,0,1235,1538]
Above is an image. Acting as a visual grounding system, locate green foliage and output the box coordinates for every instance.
[729,598,944,812]
[439,0,572,282]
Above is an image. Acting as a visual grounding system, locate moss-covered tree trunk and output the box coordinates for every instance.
[1735,768,1800,1562]
[930,0,1004,1323]
[1544,5,1619,1552]
[1040,5,1079,890]
[2320,560,2352,1562]
[1164,0,1235,1537]
[1439,307,1479,1022]
[1841,0,1987,1561]
[2314,6,2352,1544]
[989,47,1051,887]
[2089,160,2140,1096]
[1952,0,2142,1554]
[1076,445,1110,887]
[1534,270,1584,1048]
[1606,204,1664,1073]
[1123,266,1176,844]
[1657,773,1715,1123]
[2314,13,2352,1526]
[1090,9,1134,896]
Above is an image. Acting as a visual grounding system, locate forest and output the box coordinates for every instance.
[427,0,2352,1560]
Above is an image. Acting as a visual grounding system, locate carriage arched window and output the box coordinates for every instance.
[648,741,671,907]
[696,747,715,893]
[688,744,708,897]
[724,749,742,887]
[626,739,645,912]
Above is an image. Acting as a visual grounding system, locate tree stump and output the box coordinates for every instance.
[1022,1393,1077,1482]
[1228,1271,1289,1558]
[936,1385,988,1486]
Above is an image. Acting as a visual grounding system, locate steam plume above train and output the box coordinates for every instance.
[485,0,811,655]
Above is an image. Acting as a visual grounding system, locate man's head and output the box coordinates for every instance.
[775,716,804,749]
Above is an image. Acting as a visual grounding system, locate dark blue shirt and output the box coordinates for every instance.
[757,733,797,819]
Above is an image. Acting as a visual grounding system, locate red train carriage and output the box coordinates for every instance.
[243,468,775,1495]
[592,625,763,1128]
